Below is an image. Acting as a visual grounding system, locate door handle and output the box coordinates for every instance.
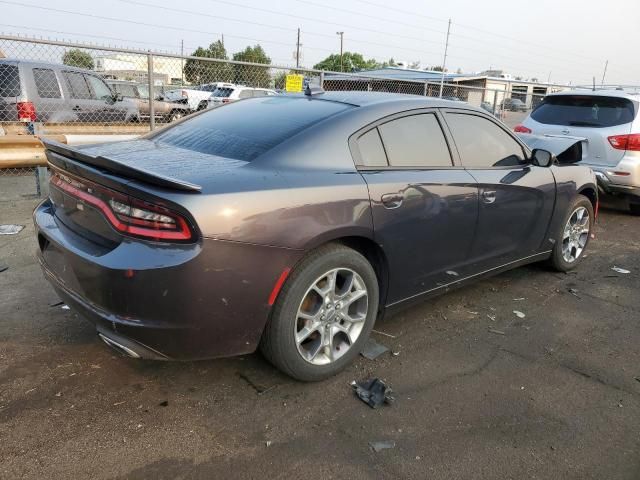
[481,190,496,204]
[381,193,404,209]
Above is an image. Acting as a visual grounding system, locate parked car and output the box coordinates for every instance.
[163,82,236,112]
[441,96,463,102]
[106,80,190,123]
[35,91,597,381]
[207,86,278,108]
[0,59,138,123]
[481,101,494,112]
[517,90,640,215]
[501,98,528,112]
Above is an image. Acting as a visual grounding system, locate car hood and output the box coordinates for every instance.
[517,133,586,164]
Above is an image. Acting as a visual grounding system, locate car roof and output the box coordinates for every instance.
[0,58,94,73]
[286,91,473,109]
[547,89,640,102]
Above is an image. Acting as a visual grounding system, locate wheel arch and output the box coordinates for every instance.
[578,185,598,211]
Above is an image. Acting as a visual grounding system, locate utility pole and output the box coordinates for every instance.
[336,31,344,72]
[601,59,609,87]
[438,19,451,98]
[296,28,301,69]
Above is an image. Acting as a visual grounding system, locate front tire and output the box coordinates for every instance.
[549,194,593,272]
[260,244,379,382]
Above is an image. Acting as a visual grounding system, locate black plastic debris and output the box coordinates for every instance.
[351,378,395,409]
[361,337,389,360]
[0,266,7,273]
[369,440,396,452]
[159,400,169,407]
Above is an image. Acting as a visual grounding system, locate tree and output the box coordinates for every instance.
[429,65,447,72]
[232,45,271,88]
[62,49,94,70]
[313,52,378,72]
[184,40,232,85]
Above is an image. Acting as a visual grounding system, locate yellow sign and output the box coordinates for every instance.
[285,74,304,92]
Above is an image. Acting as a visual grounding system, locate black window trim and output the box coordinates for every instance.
[439,108,533,170]
[349,108,461,171]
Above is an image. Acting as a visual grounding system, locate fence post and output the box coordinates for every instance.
[147,53,155,131]
[35,166,49,198]
[492,90,498,115]
[319,71,324,89]
[423,82,428,97]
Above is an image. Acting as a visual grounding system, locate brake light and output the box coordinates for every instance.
[608,134,640,151]
[50,171,194,242]
[514,124,532,134]
[222,98,230,104]
[17,101,37,122]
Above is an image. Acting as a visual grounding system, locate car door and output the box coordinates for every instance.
[352,110,479,305]
[442,110,556,271]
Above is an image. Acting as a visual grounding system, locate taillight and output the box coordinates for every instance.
[222,98,230,104]
[17,101,37,122]
[50,170,194,242]
[514,124,532,134]
[608,134,640,151]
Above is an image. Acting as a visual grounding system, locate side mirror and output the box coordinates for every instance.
[113,93,124,102]
[531,149,555,167]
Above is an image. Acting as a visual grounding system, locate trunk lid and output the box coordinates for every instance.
[525,94,637,168]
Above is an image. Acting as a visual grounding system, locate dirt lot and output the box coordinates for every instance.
[1,191,640,480]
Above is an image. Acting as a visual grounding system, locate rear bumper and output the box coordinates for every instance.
[594,170,640,199]
[34,199,301,360]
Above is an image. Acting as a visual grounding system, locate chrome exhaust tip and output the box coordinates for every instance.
[98,333,141,359]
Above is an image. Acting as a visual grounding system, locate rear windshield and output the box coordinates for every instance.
[211,88,233,97]
[0,64,21,97]
[153,96,352,161]
[531,95,636,127]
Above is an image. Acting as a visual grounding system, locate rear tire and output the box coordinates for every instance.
[196,101,208,111]
[168,110,184,122]
[260,244,379,382]
[548,194,593,272]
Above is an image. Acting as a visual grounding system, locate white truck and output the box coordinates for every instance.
[163,82,236,112]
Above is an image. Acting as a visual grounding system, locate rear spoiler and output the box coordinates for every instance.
[41,139,202,193]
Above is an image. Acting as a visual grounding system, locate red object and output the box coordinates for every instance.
[124,268,135,279]
[50,171,193,242]
[222,98,230,104]
[513,124,532,134]
[17,101,37,122]
[268,268,291,306]
[608,134,640,151]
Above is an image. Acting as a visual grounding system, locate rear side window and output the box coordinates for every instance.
[378,113,452,168]
[112,83,137,98]
[238,89,253,99]
[153,96,352,161]
[63,71,91,99]
[531,95,636,127]
[0,64,21,97]
[446,113,525,168]
[357,128,388,167]
[33,68,61,99]
[211,88,233,97]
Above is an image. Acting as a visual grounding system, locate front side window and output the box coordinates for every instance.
[378,113,452,168]
[84,75,113,100]
[446,113,525,168]
[63,72,91,99]
[33,68,61,99]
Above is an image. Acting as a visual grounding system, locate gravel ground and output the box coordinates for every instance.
[1,194,639,480]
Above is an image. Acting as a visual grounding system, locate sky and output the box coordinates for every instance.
[2,0,639,85]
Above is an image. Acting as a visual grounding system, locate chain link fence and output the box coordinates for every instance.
[0,34,594,197]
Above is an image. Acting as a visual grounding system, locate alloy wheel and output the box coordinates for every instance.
[562,206,590,263]
[294,268,369,365]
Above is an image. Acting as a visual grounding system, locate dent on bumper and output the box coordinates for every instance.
[34,200,302,360]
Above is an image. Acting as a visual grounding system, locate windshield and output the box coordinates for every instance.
[531,95,636,127]
[210,88,233,98]
[152,96,353,161]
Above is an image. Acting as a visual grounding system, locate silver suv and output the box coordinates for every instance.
[0,59,138,123]
[207,85,277,108]
[519,90,640,214]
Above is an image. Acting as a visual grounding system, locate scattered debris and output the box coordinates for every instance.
[371,329,396,339]
[467,311,479,315]
[568,288,580,298]
[54,392,62,397]
[488,328,505,336]
[265,440,272,447]
[445,270,459,277]
[25,388,36,394]
[0,224,24,235]
[369,440,396,452]
[634,377,640,383]
[351,378,395,409]
[49,301,64,307]
[391,351,400,357]
[487,314,496,322]
[0,266,7,273]
[361,338,389,360]
[113,401,126,406]
[513,297,525,301]
[158,400,169,407]
[61,305,70,310]
[611,266,630,274]
[513,310,526,319]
